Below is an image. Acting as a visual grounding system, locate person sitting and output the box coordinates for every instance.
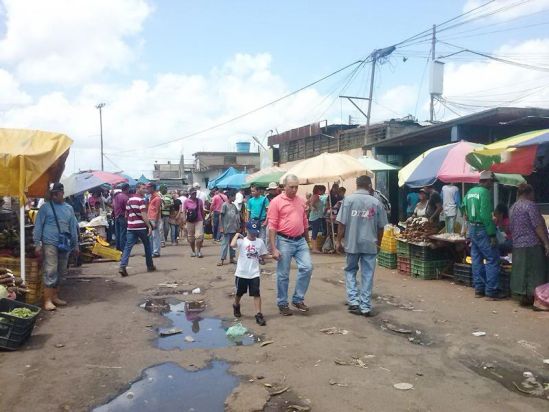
[494,203,512,255]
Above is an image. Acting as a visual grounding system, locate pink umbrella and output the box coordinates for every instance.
[437,141,483,183]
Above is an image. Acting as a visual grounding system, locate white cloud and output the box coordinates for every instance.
[0,69,31,105]
[0,0,151,84]
[0,53,329,176]
[463,0,549,21]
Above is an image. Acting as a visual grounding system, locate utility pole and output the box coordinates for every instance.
[96,103,106,171]
[430,24,436,122]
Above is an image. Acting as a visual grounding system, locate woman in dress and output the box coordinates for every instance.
[509,184,549,306]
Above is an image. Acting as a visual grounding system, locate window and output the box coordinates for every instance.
[224,155,237,164]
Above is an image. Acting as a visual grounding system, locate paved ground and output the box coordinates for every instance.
[1,239,548,411]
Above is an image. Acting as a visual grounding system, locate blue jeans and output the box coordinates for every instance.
[220,232,236,260]
[469,225,500,296]
[170,224,179,244]
[213,211,221,240]
[259,224,267,244]
[445,216,456,233]
[276,236,313,306]
[114,216,127,251]
[344,253,377,313]
[150,219,161,255]
[310,218,323,240]
[120,229,154,269]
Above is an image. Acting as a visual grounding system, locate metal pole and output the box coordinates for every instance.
[429,24,436,122]
[20,205,25,282]
[365,57,376,148]
[96,103,106,171]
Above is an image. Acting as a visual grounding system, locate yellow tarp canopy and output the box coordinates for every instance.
[0,128,73,201]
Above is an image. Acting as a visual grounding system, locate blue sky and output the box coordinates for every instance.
[1,0,549,175]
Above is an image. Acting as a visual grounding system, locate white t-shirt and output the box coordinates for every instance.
[196,190,208,204]
[441,184,460,217]
[234,237,268,279]
[178,196,188,211]
[234,191,244,211]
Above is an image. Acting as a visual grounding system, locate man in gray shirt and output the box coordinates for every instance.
[336,175,388,316]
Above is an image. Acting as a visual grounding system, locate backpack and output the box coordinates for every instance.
[186,199,202,223]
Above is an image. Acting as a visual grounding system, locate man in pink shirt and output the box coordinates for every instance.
[268,174,313,316]
[147,183,162,257]
[210,188,228,242]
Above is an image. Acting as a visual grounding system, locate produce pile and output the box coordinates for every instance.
[80,227,111,262]
[0,307,37,319]
[0,227,36,258]
[398,218,439,244]
[0,268,29,299]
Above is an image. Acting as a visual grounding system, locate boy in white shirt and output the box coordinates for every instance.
[230,221,268,326]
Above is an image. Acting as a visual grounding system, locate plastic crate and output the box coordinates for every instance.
[410,244,449,261]
[378,251,397,269]
[0,298,41,350]
[396,240,410,257]
[411,259,449,280]
[397,256,411,275]
[380,236,397,253]
[91,242,122,261]
[453,263,473,286]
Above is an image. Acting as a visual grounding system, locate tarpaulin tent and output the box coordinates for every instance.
[61,170,128,197]
[216,172,248,189]
[243,171,286,188]
[137,174,150,184]
[358,156,399,172]
[0,128,73,281]
[208,167,239,189]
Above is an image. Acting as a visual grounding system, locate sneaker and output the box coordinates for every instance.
[152,253,160,258]
[190,252,196,257]
[197,252,203,258]
[147,266,157,272]
[292,302,310,312]
[278,305,293,316]
[485,293,508,301]
[255,312,266,326]
[233,304,242,318]
[474,291,485,298]
[118,267,128,277]
[349,307,374,317]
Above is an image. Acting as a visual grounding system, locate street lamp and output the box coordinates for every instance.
[96,102,106,171]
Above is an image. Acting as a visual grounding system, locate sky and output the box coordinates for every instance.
[1,0,549,176]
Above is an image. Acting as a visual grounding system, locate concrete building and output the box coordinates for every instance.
[191,151,260,189]
[152,155,190,190]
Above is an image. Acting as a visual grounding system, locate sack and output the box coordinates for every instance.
[533,282,549,311]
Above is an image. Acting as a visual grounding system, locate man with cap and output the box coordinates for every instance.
[463,171,503,300]
[159,184,173,247]
[192,182,208,204]
[267,174,313,316]
[33,183,79,311]
[147,183,162,257]
[266,182,279,202]
[113,183,130,251]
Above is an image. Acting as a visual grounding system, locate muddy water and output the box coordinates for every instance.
[141,298,257,350]
[94,361,238,411]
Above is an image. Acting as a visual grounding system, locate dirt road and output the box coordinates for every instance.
[1,240,548,411]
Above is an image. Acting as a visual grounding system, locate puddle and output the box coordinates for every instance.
[375,294,416,311]
[94,361,238,411]
[463,358,549,400]
[141,298,257,350]
[377,318,434,346]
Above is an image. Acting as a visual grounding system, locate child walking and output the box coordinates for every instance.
[231,221,268,326]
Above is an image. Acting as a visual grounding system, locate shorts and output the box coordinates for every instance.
[235,276,260,297]
[186,221,204,240]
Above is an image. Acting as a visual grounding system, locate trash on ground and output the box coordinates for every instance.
[320,327,349,335]
[269,386,289,396]
[260,340,274,347]
[381,320,412,334]
[288,405,311,411]
[184,335,195,343]
[226,323,248,338]
[329,379,348,387]
[263,383,273,388]
[158,282,178,288]
[393,382,414,390]
[472,331,486,337]
[543,359,549,365]
[54,343,65,348]
[191,288,201,294]
[334,357,368,369]
[159,327,183,337]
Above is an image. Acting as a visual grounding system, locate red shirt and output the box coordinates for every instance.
[267,193,308,237]
[126,195,147,231]
[148,192,162,221]
[211,193,228,213]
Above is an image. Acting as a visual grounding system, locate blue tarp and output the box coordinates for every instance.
[216,172,248,189]
[138,174,150,184]
[208,167,239,189]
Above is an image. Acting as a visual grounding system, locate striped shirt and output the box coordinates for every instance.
[126,195,147,230]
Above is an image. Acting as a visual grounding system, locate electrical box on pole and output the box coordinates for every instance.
[429,60,444,96]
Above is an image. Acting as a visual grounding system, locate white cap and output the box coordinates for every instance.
[267,182,278,190]
[192,182,200,188]
[479,170,496,181]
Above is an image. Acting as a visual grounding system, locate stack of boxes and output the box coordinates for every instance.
[378,226,397,269]
[396,239,411,275]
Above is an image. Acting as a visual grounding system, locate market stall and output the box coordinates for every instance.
[0,129,72,302]
[242,166,286,189]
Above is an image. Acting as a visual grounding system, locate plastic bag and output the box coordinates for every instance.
[533,283,549,311]
[226,323,248,338]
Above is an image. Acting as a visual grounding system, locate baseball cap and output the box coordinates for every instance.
[246,220,260,235]
[49,182,64,193]
[193,182,200,188]
[267,182,278,190]
[479,170,497,181]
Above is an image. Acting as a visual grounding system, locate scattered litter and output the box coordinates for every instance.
[334,357,368,369]
[54,343,65,348]
[160,328,183,337]
[382,320,412,334]
[364,354,376,359]
[523,371,534,378]
[184,336,195,343]
[472,331,486,337]
[543,359,549,365]
[492,311,498,314]
[416,372,424,376]
[378,367,391,372]
[192,288,201,294]
[288,405,310,412]
[263,383,273,388]
[256,375,264,380]
[226,323,248,338]
[320,327,349,335]
[328,379,349,387]
[393,382,414,391]
[269,386,289,396]
[260,340,274,347]
[158,282,178,288]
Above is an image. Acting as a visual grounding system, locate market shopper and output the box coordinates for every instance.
[308,185,326,253]
[147,183,162,257]
[112,183,130,251]
[211,188,228,242]
[509,184,549,306]
[336,175,387,317]
[160,185,173,246]
[119,183,155,277]
[266,182,279,202]
[218,190,240,266]
[441,183,460,233]
[424,185,443,223]
[168,192,182,246]
[463,171,503,300]
[247,185,269,244]
[268,174,313,316]
[183,189,205,258]
[33,183,79,311]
